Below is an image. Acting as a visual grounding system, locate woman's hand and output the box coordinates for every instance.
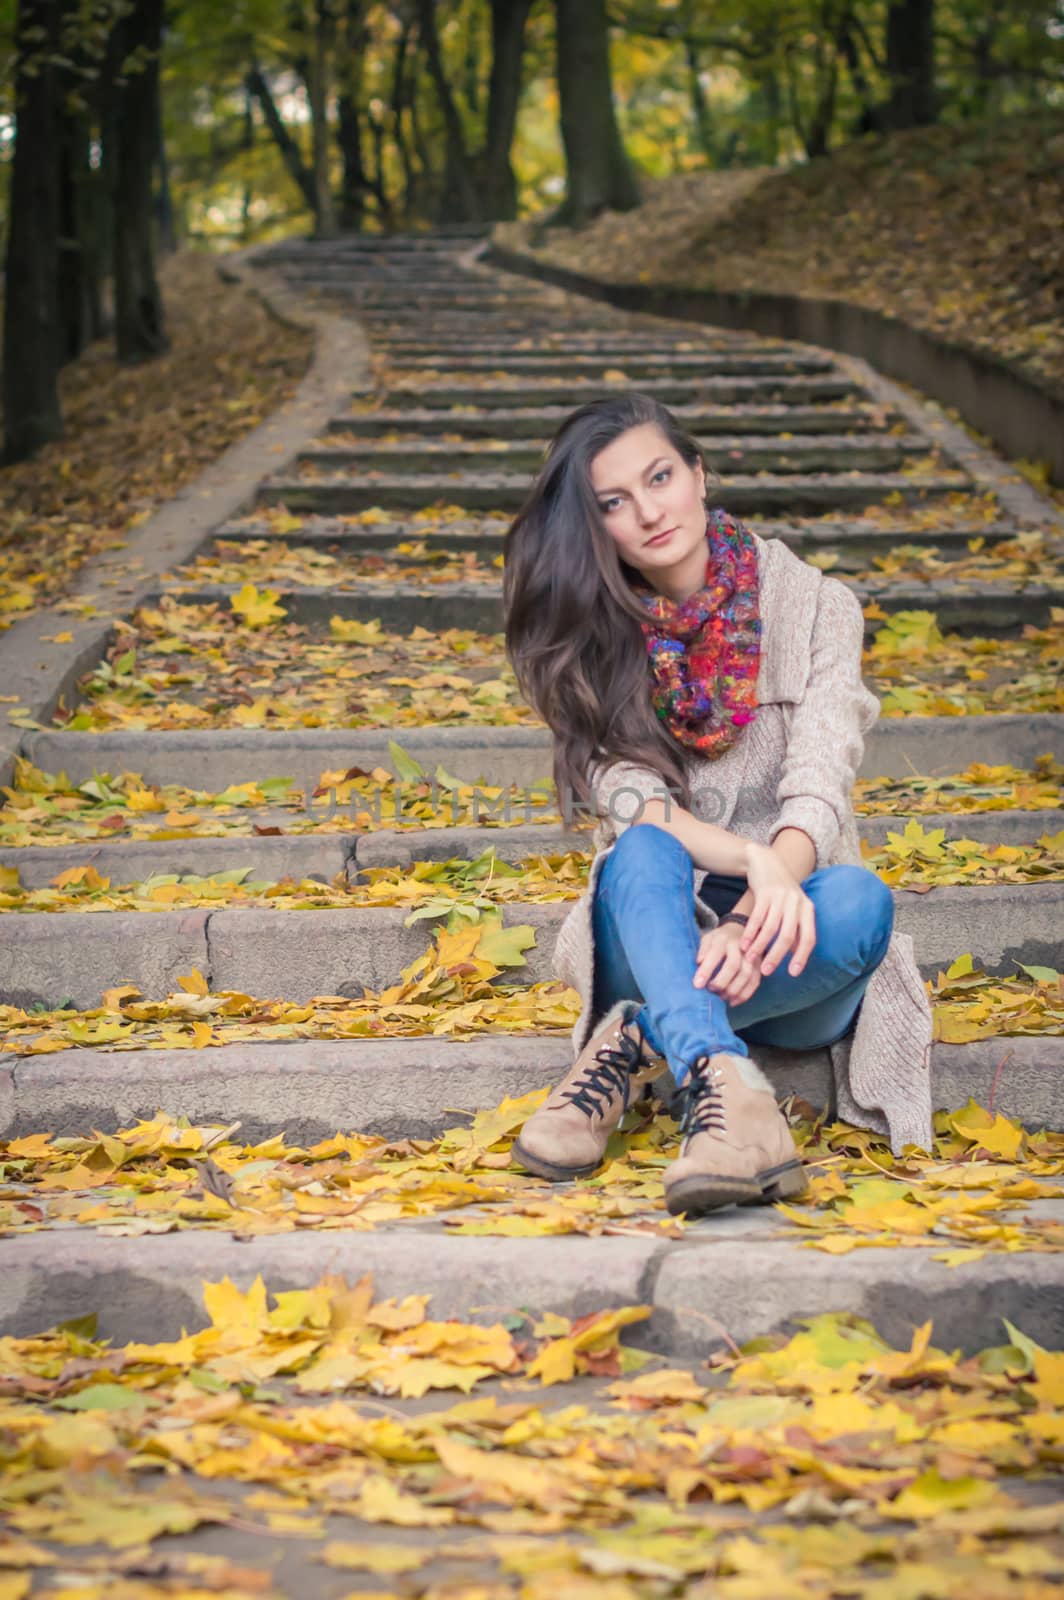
[739,843,817,978]
[693,923,763,1005]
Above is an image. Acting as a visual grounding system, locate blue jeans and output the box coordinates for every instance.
[591,823,894,1087]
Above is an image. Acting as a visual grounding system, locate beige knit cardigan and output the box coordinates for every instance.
[551,531,934,1155]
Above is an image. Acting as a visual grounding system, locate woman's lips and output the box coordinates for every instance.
[644,526,677,547]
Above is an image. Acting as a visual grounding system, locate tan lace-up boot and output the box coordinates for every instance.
[512,1000,667,1181]
[663,1051,808,1215]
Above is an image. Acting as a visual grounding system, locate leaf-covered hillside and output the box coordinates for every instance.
[496,110,1064,401]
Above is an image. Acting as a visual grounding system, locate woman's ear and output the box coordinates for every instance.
[695,456,707,498]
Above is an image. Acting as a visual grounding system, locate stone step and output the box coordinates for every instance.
[3,1032,1059,1147]
[218,513,1016,561]
[379,374,862,407]
[384,351,838,376]
[372,334,791,353]
[298,434,929,475]
[307,288,561,309]
[352,808,1063,868]
[4,881,1060,1010]
[257,233,489,256]
[327,403,898,438]
[4,805,1058,892]
[23,714,1062,790]
[255,471,971,516]
[3,1204,1062,1352]
[151,578,1064,637]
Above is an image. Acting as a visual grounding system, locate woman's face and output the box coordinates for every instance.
[589,422,707,593]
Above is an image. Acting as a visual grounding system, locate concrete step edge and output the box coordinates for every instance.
[3,808,1060,891]
[3,1033,1060,1146]
[2,1222,1062,1353]
[21,714,1064,791]
[3,881,1061,1011]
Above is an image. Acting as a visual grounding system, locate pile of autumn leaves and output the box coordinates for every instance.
[0,1267,1062,1599]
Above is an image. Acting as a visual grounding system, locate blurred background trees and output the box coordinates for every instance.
[1,0,1060,460]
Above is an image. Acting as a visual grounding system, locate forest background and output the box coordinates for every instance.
[1,0,1062,471]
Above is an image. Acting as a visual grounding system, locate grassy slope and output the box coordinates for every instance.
[495,111,1064,401]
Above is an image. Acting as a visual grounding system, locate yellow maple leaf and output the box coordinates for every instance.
[229,583,286,627]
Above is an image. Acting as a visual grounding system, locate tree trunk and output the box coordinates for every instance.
[884,0,936,129]
[479,0,533,220]
[805,34,840,158]
[414,0,481,222]
[154,40,177,255]
[57,106,89,365]
[307,0,338,237]
[246,64,317,215]
[684,36,715,161]
[107,0,169,362]
[837,7,885,136]
[389,21,416,222]
[241,88,255,241]
[553,0,639,226]
[3,0,63,461]
[337,0,370,230]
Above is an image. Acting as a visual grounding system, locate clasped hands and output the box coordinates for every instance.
[693,843,817,1006]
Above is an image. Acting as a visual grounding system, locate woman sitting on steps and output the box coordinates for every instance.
[501,391,933,1218]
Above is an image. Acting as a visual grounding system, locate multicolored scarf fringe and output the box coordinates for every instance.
[634,508,761,759]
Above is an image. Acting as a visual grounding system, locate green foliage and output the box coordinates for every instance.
[1,0,1058,240]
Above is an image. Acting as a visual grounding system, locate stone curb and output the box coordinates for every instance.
[20,714,1064,791]
[1,1226,1062,1353]
[2,881,1061,1010]
[2,1034,1060,1146]
[4,807,1057,892]
[0,244,372,790]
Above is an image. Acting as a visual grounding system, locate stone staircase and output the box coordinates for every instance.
[1,233,1062,1348]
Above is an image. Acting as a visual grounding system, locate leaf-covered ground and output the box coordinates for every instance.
[0,253,313,628]
[1,1067,1063,1250]
[162,527,1063,595]
[1,920,1060,1057]
[11,603,1059,736]
[1,757,1059,848]
[495,110,1064,410]
[0,1267,1062,1599]
[0,824,1062,914]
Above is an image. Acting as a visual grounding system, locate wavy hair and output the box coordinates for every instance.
[502,392,718,820]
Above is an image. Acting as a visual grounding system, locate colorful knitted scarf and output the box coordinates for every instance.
[633,508,761,758]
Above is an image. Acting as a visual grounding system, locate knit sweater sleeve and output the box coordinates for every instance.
[767,576,880,866]
[587,758,677,838]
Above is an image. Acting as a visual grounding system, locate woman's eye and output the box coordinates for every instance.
[652,468,670,484]
[599,499,620,513]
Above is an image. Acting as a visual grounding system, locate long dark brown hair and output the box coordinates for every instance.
[503,392,719,819]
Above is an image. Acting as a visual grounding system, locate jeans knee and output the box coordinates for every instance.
[603,821,691,889]
[817,865,893,966]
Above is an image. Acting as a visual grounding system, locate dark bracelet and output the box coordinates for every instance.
[719,912,749,928]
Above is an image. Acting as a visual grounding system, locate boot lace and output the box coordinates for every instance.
[671,1057,727,1140]
[561,1024,649,1120]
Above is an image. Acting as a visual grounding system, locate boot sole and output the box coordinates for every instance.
[511,1139,602,1182]
[665,1159,808,1217]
